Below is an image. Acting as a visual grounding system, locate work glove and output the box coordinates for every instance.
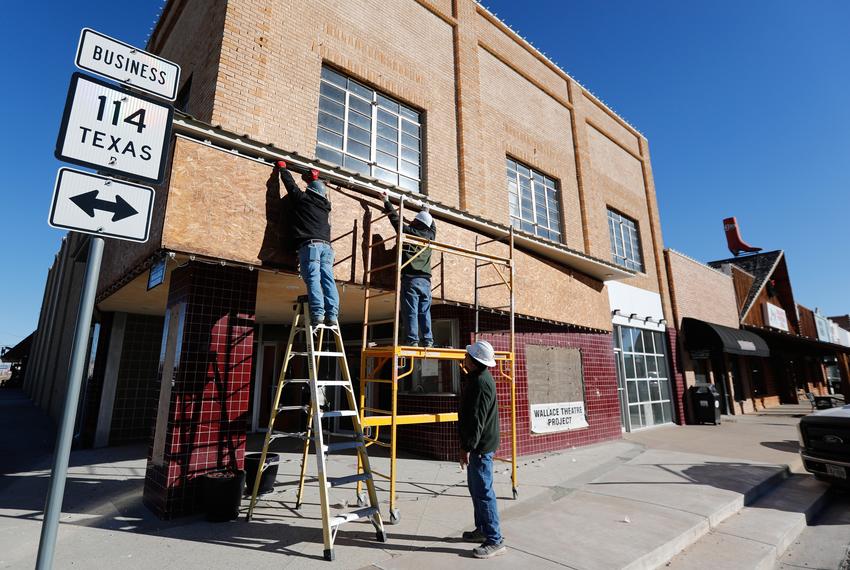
[276,160,287,169]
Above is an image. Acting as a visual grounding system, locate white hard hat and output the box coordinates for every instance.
[414,209,433,227]
[466,340,496,367]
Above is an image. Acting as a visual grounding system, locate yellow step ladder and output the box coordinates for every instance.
[245,296,387,561]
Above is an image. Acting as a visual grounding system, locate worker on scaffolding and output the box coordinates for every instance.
[459,340,506,559]
[277,161,339,326]
[380,191,437,347]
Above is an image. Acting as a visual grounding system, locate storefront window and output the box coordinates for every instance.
[615,325,673,429]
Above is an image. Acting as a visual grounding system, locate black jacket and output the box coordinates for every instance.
[458,367,500,454]
[280,169,331,248]
[383,198,436,278]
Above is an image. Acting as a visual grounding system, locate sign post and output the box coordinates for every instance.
[35,236,104,570]
[36,27,179,568]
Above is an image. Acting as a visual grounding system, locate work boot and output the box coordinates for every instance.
[421,340,434,348]
[473,541,507,559]
[324,317,338,327]
[461,529,485,542]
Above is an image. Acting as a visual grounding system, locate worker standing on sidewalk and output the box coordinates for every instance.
[459,340,506,559]
[380,191,437,347]
[277,161,339,326]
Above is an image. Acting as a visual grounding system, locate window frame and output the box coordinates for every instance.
[505,157,563,243]
[315,66,423,193]
[607,208,644,272]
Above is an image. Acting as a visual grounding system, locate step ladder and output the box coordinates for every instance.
[245,296,387,561]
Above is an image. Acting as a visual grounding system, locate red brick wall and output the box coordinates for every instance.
[143,263,257,519]
[395,305,622,460]
[666,326,686,425]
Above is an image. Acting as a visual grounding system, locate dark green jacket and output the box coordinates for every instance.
[383,199,436,278]
[458,367,500,454]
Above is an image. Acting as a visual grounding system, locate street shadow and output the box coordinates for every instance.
[760,440,800,454]
[588,459,828,518]
[0,465,471,561]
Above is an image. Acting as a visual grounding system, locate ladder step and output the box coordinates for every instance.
[320,410,358,419]
[329,506,379,528]
[270,431,309,441]
[327,473,371,488]
[291,351,346,357]
[277,405,309,413]
[316,380,353,387]
[324,441,364,453]
[285,379,350,387]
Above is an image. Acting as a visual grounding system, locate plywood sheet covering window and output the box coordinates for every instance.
[526,344,585,405]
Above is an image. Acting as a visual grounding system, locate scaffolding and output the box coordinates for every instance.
[356,196,517,523]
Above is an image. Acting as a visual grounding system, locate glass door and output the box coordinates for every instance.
[616,325,674,430]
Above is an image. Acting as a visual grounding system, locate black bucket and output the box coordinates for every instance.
[244,453,280,495]
[202,469,245,522]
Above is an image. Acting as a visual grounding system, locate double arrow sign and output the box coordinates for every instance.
[70,190,138,222]
[49,168,153,242]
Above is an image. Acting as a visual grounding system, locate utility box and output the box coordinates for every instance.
[691,384,721,425]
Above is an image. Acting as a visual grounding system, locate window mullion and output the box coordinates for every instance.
[396,113,402,178]
[531,179,538,234]
[619,220,627,263]
[370,96,377,175]
[342,90,350,156]
[516,171,523,225]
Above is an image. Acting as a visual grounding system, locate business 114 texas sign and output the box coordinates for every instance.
[55,72,173,184]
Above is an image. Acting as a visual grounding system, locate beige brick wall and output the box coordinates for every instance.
[135,0,675,324]
[148,0,227,123]
[665,249,739,329]
[161,138,612,329]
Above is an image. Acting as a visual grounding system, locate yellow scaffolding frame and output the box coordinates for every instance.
[356,196,517,524]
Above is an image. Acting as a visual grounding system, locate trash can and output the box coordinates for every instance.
[691,384,721,425]
[244,452,280,496]
[202,469,245,522]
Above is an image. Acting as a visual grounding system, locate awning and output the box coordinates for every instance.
[682,318,770,357]
[1,332,33,362]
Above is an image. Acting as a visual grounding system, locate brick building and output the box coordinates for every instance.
[25,0,678,518]
[665,249,771,419]
[704,250,850,411]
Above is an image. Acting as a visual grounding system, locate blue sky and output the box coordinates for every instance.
[1,1,848,348]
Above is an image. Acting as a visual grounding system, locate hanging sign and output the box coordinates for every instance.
[763,302,789,332]
[530,401,588,433]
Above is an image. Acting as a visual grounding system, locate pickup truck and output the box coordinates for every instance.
[799,404,850,485]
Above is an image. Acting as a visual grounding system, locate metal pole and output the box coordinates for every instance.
[474,235,479,338]
[36,236,104,570]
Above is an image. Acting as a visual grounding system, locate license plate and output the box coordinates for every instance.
[826,464,847,479]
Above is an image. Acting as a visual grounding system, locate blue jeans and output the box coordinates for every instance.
[401,275,432,346]
[298,242,339,322]
[467,451,502,544]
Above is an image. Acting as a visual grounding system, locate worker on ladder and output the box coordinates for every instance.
[380,191,437,347]
[277,161,339,326]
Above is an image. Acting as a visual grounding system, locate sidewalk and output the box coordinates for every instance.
[0,391,831,569]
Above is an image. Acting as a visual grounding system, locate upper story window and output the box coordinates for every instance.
[315,66,422,193]
[608,209,644,272]
[506,158,562,242]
